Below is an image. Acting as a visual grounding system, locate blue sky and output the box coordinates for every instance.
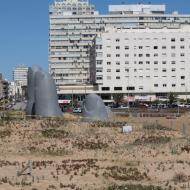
[0,0,189,80]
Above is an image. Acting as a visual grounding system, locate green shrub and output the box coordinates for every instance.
[107,184,163,190]
[133,136,171,145]
[41,129,69,139]
[0,130,11,138]
[143,124,173,131]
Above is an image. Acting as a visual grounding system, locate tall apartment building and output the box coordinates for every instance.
[49,0,190,101]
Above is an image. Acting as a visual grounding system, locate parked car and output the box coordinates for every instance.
[137,103,149,108]
[73,107,82,113]
[119,105,129,109]
[184,104,190,108]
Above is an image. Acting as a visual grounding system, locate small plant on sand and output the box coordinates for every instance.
[143,124,173,131]
[103,166,149,181]
[133,136,171,145]
[41,129,69,139]
[0,129,11,138]
[107,184,163,190]
[173,172,188,183]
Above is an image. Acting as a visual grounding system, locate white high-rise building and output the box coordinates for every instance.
[49,0,190,101]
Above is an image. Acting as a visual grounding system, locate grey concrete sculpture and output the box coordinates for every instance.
[83,94,110,121]
[26,65,62,117]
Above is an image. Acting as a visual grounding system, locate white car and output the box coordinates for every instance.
[119,105,129,109]
[73,107,82,113]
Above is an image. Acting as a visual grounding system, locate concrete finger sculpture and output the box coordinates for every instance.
[26,65,62,117]
[83,94,110,121]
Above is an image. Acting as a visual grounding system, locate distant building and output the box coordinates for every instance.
[12,65,28,98]
[13,65,28,86]
[0,74,9,99]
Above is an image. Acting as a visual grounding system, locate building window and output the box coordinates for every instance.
[172,68,176,72]
[171,38,175,42]
[125,46,129,50]
[171,61,176,64]
[107,54,111,57]
[154,53,158,57]
[139,46,143,49]
[162,46,166,49]
[154,61,158,64]
[96,76,102,80]
[96,69,102,73]
[162,61,166,64]
[127,86,135,90]
[181,83,185,87]
[181,76,185,79]
[116,61,120,65]
[102,87,110,91]
[180,53,185,57]
[116,76,120,79]
[139,54,143,57]
[97,60,102,65]
[171,53,176,57]
[154,84,158,87]
[180,38,185,42]
[146,54,150,57]
[114,87,122,91]
[107,62,111,65]
[139,61,143,64]
[125,61,129,64]
[125,54,129,57]
[116,46,120,49]
[162,69,167,72]
[107,69,111,72]
[116,69,120,72]
[172,84,176,87]
[171,46,175,49]
[180,46,185,49]
[116,38,120,42]
[146,61,150,64]
[163,84,167,87]
[154,46,158,49]
[116,54,120,57]
[139,86,143,90]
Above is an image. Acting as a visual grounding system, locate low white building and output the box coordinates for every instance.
[95,26,190,100]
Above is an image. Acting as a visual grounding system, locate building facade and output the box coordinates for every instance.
[0,74,9,99]
[49,0,190,101]
[13,65,28,86]
[96,27,190,96]
[12,65,28,98]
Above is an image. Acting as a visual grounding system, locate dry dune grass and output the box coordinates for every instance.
[0,113,190,189]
